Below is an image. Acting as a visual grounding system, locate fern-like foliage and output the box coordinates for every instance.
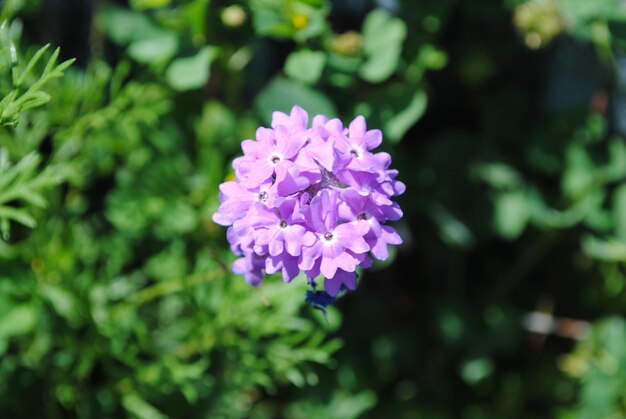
[0,21,73,239]
[0,149,63,237]
[0,21,74,128]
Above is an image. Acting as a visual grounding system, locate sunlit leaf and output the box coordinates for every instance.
[255,77,336,124]
[166,47,215,91]
[284,49,326,85]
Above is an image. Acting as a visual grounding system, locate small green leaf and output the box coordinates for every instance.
[417,44,448,70]
[41,284,80,324]
[250,0,329,41]
[607,138,626,180]
[0,304,36,339]
[0,206,37,228]
[582,235,626,262]
[16,44,50,87]
[284,49,326,85]
[360,9,406,83]
[122,393,168,419]
[562,145,594,199]
[385,90,427,142]
[355,85,427,143]
[166,47,215,91]
[14,90,51,112]
[429,205,475,248]
[360,47,402,83]
[99,6,161,44]
[128,34,179,64]
[361,9,406,53]
[473,163,524,190]
[460,358,494,385]
[494,191,529,239]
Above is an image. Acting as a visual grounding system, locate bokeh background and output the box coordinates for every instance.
[2,0,626,417]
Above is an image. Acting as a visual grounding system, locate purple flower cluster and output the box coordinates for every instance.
[212,106,404,296]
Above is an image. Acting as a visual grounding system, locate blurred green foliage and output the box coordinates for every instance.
[3,0,626,417]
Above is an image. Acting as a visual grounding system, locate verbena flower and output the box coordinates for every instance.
[213,106,404,297]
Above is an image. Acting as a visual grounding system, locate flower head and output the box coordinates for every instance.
[213,106,403,297]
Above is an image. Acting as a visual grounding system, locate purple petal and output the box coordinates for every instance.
[268,235,284,256]
[238,160,274,187]
[276,165,310,196]
[370,225,402,260]
[300,242,322,271]
[320,255,338,279]
[324,275,342,296]
[348,115,366,143]
[364,129,382,150]
[272,105,309,132]
[334,251,358,272]
[323,269,357,296]
[335,222,370,254]
[283,224,306,256]
[281,256,300,282]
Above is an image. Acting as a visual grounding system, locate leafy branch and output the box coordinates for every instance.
[0,149,63,238]
[0,21,75,127]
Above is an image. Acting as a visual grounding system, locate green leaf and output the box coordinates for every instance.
[41,284,80,324]
[607,138,626,180]
[99,6,161,45]
[128,33,179,64]
[0,304,36,339]
[255,77,336,124]
[361,9,406,53]
[122,393,168,419]
[385,90,427,142]
[473,163,524,190]
[460,358,494,385]
[562,145,594,199]
[417,44,448,70]
[494,191,529,239]
[0,206,36,228]
[250,0,329,41]
[181,0,210,41]
[16,43,50,87]
[14,90,50,111]
[284,49,326,85]
[355,85,427,143]
[429,205,475,248]
[166,47,215,91]
[581,235,626,262]
[360,9,406,83]
[360,47,403,83]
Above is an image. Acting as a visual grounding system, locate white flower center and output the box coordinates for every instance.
[269,153,283,166]
[321,231,338,245]
[257,191,268,202]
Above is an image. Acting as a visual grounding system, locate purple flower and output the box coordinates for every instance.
[251,198,315,258]
[213,105,404,297]
[339,188,403,261]
[300,190,370,279]
[236,126,307,188]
